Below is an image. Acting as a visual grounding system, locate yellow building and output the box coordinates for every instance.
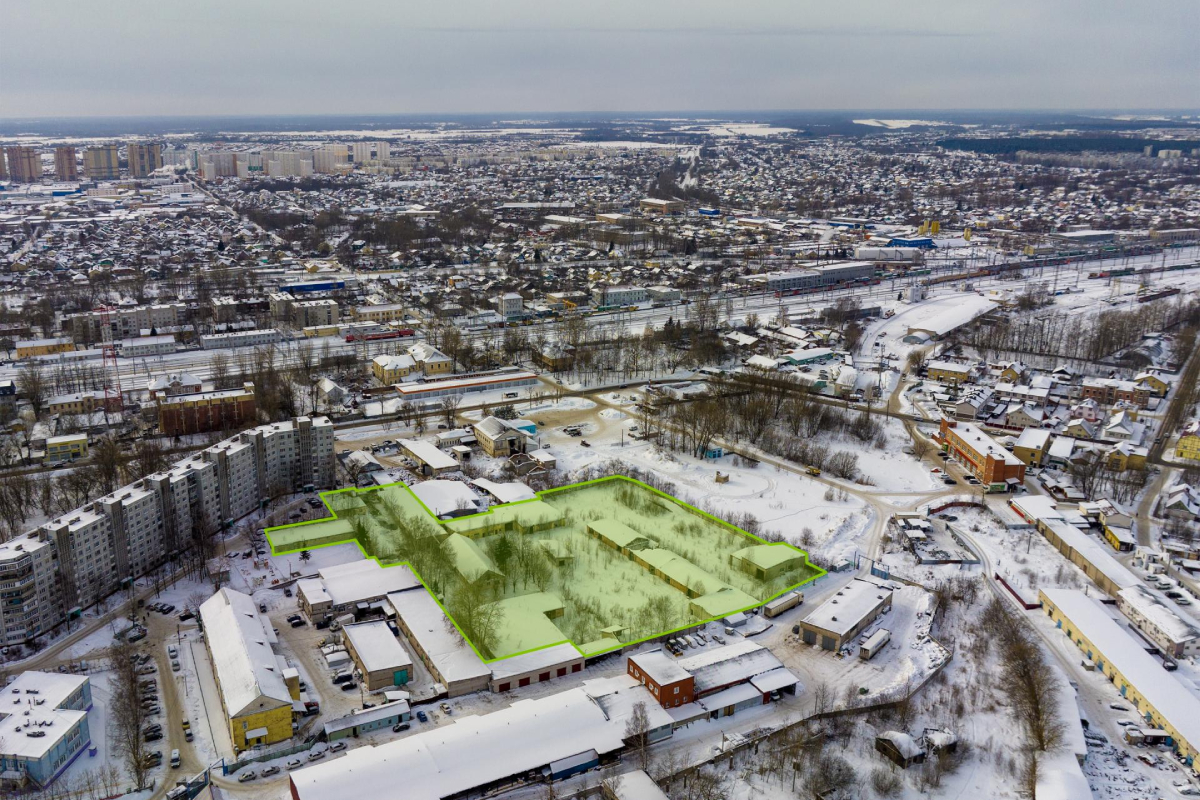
[198,588,295,754]
[1105,444,1147,472]
[45,434,88,463]
[1136,371,1170,398]
[353,304,408,324]
[925,360,972,386]
[372,353,416,384]
[127,142,163,178]
[1040,588,1200,765]
[408,342,453,374]
[1176,424,1200,462]
[16,337,76,359]
[47,392,101,416]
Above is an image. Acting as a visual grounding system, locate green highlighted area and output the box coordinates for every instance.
[266,476,823,661]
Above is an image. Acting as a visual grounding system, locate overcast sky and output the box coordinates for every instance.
[2,0,1197,118]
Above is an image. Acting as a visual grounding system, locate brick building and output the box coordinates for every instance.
[937,418,1026,488]
[158,383,257,436]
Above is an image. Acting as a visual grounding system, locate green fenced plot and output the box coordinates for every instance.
[266,475,824,662]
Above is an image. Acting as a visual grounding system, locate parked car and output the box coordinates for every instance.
[286,759,302,770]
[286,614,302,623]
[171,660,181,672]
[290,619,307,628]
[145,731,163,742]
[307,750,325,762]
[237,771,257,783]
[440,702,452,715]
[261,765,281,777]
[179,611,195,622]
[393,722,410,732]
[340,681,357,691]
[328,742,347,753]
[416,710,428,723]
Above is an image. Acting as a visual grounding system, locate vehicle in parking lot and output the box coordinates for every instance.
[286,759,302,770]
[1109,702,1129,711]
[171,660,181,672]
[170,749,180,768]
[287,614,302,623]
[333,672,352,685]
[237,771,256,783]
[179,611,195,621]
[393,722,410,732]
[329,742,347,752]
[340,681,357,691]
[261,765,281,777]
[416,710,428,723]
[440,702,452,715]
[307,750,325,762]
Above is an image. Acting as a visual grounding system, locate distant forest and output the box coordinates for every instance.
[938,137,1200,155]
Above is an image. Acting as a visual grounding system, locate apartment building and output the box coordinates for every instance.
[592,285,647,307]
[127,143,163,178]
[157,382,257,436]
[15,338,75,359]
[4,147,42,183]
[353,303,407,324]
[0,418,334,645]
[54,147,79,181]
[1081,378,1151,409]
[82,145,120,180]
[68,303,186,344]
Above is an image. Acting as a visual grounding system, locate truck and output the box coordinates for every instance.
[859,629,891,661]
[763,591,804,618]
[805,466,821,476]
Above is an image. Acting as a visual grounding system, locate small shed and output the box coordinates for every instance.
[875,731,926,769]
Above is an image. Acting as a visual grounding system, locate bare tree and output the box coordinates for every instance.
[624,701,653,771]
[106,638,149,789]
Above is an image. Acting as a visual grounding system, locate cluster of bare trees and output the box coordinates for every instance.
[106,637,150,791]
[979,598,1065,795]
[963,294,1200,364]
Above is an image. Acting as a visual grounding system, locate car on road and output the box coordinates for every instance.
[260,765,281,777]
[416,710,428,723]
[182,719,190,731]
[184,730,194,742]
[179,611,195,622]
[286,759,302,770]
[328,742,347,753]
[171,660,181,672]
[340,681,357,691]
[307,750,325,762]
[440,702,452,715]
[284,587,293,597]
[943,477,957,485]
[237,771,257,783]
[170,749,181,768]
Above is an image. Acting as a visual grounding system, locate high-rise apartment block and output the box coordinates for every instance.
[54,146,79,181]
[83,145,120,180]
[4,146,42,183]
[127,142,163,178]
[0,417,335,645]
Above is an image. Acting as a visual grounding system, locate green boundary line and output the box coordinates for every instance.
[265,475,826,664]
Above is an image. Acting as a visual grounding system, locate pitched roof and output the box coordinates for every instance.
[198,588,291,718]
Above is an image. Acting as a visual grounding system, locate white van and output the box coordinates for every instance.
[170,749,181,768]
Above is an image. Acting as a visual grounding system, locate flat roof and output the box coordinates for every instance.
[676,640,782,694]
[400,440,457,470]
[386,591,491,686]
[802,578,892,638]
[289,687,625,800]
[317,560,422,607]
[1042,588,1200,751]
[628,648,692,686]
[947,421,1023,467]
[343,620,413,673]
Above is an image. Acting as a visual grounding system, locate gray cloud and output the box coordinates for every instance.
[1,0,1196,118]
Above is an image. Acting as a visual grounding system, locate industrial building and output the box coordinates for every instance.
[297,560,422,621]
[394,370,538,402]
[1040,588,1200,765]
[200,588,297,753]
[0,417,334,645]
[799,578,893,652]
[322,700,411,742]
[289,686,628,800]
[0,671,92,789]
[1116,585,1200,658]
[341,620,414,691]
[200,328,282,350]
[386,590,492,697]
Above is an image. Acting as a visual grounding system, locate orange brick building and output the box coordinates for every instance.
[627,650,695,708]
[158,382,257,436]
[938,418,1026,488]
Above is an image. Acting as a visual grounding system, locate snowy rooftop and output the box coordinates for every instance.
[290,688,625,800]
[470,478,536,505]
[2,671,88,710]
[409,480,479,517]
[386,591,491,684]
[676,640,783,694]
[948,421,1023,467]
[628,648,692,686]
[342,620,413,673]
[0,704,87,759]
[400,439,457,470]
[1043,588,1200,753]
[198,588,292,717]
[317,560,422,608]
[608,770,669,800]
[802,578,893,638]
[489,642,581,681]
[1118,585,1200,645]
